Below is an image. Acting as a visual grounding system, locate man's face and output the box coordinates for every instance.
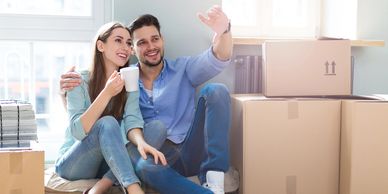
[131,25,164,67]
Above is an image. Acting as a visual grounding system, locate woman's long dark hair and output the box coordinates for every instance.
[89,22,130,120]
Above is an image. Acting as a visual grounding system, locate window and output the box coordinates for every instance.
[0,0,92,16]
[320,0,357,39]
[223,0,320,38]
[0,0,112,164]
[222,0,357,39]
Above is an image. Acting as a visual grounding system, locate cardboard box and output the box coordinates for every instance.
[231,95,340,194]
[0,146,44,194]
[262,40,351,97]
[340,100,388,194]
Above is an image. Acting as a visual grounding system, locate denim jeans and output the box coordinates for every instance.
[128,83,231,194]
[55,116,139,188]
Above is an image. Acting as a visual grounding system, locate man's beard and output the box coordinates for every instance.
[141,49,164,67]
[143,56,163,67]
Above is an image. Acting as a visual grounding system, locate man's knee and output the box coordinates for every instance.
[200,83,230,103]
[145,120,167,138]
[135,158,167,179]
[144,120,167,149]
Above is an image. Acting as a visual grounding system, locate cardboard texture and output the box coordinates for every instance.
[231,95,340,194]
[262,40,351,97]
[340,100,388,194]
[0,147,44,194]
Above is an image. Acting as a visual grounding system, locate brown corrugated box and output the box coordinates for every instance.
[0,144,44,194]
[231,94,340,194]
[340,99,388,194]
[262,40,351,97]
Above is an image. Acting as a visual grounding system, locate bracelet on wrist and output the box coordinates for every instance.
[223,21,231,34]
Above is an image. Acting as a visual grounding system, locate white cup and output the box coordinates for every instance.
[120,66,139,92]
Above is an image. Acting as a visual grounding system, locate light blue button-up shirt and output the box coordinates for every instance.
[136,47,230,143]
[59,70,144,156]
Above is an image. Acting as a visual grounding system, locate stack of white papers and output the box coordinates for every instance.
[0,100,37,149]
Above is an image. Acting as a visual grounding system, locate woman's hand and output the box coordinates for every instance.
[137,140,167,166]
[103,71,125,98]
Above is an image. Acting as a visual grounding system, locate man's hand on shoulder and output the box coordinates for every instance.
[60,65,82,96]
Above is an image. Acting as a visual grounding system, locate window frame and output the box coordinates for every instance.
[0,0,112,41]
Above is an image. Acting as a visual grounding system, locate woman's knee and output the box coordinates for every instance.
[97,115,118,124]
[94,116,120,134]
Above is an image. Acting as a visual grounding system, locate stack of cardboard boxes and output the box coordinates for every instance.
[231,96,341,194]
[231,40,388,194]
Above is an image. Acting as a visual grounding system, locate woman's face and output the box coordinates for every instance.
[98,27,132,68]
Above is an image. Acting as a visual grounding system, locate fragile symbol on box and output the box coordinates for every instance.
[325,61,336,75]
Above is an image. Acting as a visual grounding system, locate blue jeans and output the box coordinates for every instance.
[128,83,231,194]
[55,116,140,187]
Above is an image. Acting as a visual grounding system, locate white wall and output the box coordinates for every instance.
[113,0,219,59]
[352,0,388,95]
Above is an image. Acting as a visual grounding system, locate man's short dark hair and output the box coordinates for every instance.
[128,14,161,37]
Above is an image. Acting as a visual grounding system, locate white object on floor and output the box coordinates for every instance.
[203,171,225,194]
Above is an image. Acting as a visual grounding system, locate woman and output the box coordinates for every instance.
[55,22,166,194]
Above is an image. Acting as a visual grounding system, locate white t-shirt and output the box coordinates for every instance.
[144,88,153,97]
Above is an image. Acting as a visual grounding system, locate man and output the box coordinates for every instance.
[61,5,232,194]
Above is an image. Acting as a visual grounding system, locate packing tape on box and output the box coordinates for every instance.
[287,101,299,119]
[286,175,297,194]
[10,152,23,174]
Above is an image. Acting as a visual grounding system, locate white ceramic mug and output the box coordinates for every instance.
[120,66,139,92]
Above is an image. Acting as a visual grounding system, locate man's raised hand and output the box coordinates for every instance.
[197,5,229,36]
